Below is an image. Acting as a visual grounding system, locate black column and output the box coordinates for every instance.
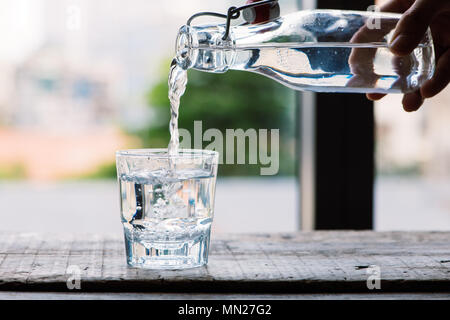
[314,0,375,230]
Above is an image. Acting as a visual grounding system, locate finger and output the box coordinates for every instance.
[367,93,386,101]
[421,49,450,98]
[390,0,444,56]
[380,0,414,13]
[402,90,424,112]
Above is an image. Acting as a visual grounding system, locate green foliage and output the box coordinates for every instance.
[72,162,117,180]
[139,63,296,176]
[0,164,26,180]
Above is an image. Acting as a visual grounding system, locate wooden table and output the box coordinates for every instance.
[0,232,449,299]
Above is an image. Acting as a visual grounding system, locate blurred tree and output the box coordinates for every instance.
[0,164,26,180]
[136,61,296,176]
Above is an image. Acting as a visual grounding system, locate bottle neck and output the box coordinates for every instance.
[175,25,235,73]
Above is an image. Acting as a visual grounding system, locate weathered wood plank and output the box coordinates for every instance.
[0,232,448,293]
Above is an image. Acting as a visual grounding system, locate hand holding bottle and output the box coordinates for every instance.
[368,0,450,111]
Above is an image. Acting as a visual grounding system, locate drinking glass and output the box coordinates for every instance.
[116,149,219,269]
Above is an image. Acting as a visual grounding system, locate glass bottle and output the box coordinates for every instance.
[174,9,435,94]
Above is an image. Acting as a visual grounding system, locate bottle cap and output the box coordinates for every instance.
[243,0,280,24]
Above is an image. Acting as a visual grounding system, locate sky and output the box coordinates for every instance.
[0,0,44,63]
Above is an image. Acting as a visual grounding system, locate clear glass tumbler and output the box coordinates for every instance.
[116,149,219,269]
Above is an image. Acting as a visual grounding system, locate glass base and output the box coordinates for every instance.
[123,227,211,270]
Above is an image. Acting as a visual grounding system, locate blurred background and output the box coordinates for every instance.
[0,0,449,234]
[374,0,450,230]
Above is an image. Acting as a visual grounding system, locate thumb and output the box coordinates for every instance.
[390,0,441,56]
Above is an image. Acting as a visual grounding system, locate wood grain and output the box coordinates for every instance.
[0,232,449,293]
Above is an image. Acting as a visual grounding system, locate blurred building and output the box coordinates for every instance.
[375,91,450,178]
[422,90,450,178]
[9,43,121,131]
[0,63,15,125]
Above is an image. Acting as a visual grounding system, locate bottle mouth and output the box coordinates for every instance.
[175,25,195,70]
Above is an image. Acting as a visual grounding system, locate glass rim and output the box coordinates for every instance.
[116,148,218,159]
